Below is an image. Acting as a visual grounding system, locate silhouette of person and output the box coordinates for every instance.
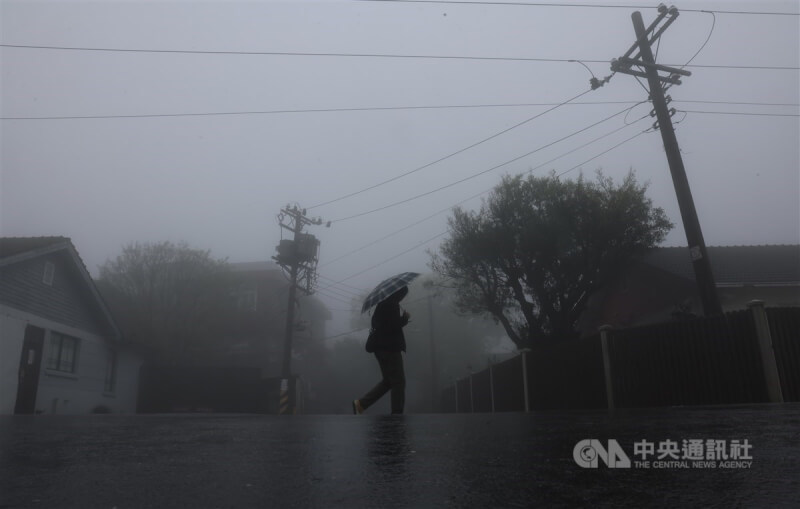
[353,286,411,415]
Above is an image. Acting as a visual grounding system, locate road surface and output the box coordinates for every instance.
[2,404,799,507]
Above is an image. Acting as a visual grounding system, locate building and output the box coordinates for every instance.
[0,237,142,414]
[578,244,800,335]
[224,261,331,375]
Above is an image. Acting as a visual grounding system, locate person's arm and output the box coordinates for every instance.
[376,303,409,331]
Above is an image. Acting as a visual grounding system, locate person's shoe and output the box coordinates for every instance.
[352,399,364,415]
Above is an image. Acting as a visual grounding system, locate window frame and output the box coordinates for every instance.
[46,332,80,374]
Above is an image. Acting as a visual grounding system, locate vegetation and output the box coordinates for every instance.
[431,171,673,348]
[97,241,234,364]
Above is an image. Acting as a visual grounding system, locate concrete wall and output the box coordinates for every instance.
[0,305,142,415]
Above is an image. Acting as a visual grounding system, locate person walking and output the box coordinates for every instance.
[353,286,411,415]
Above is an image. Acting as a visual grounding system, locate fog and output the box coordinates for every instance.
[2,0,798,341]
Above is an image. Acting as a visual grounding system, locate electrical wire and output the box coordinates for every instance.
[2,100,794,121]
[1,43,795,70]
[322,230,449,287]
[556,128,650,178]
[681,12,716,70]
[316,274,366,293]
[676,110,800,117]
[307,88,594,210]
[352,0,800,16]
[320,112,649,270]
[0,100,635,121]
[329,104,634,222]
[0,43,607,64]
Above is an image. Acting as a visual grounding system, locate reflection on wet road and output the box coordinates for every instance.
[2,404,799,507]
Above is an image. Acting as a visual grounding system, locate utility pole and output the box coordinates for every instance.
[427,294,439,413]
[273,205,329,413]
[612,5,723,316]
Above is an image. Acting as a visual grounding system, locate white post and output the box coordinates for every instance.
[467,366,474,413]
[599,325,615,410]
[747,300,784,403]
[520,348,531,412]
[454,377,459,413]
[488,357,495,413]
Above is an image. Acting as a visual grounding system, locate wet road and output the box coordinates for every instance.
[2,404,799,508]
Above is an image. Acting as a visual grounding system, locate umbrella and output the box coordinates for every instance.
[361,272,420,313]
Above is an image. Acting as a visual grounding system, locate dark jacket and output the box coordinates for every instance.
[371,288,410,352]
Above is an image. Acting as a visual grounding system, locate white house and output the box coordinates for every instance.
[1,237,142,414]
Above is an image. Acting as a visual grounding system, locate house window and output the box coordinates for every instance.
[43,261,55,286]
[104,350,117,393]
[231,288,258,312]
[47,332,79,373]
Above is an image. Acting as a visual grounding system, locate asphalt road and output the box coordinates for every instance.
[2,404,799,508]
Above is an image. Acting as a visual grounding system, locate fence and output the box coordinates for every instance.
[441,303,799,412]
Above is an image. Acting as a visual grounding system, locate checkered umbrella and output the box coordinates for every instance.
[361,272,420,313]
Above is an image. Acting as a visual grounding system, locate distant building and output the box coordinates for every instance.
[207,261,331,375]
[578,244,800,335]
[0,237,142,414]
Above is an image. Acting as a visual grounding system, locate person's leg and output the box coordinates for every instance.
[383,352,405,414]
[358,354,391,410]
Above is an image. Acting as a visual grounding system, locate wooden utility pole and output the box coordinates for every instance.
[273,205,328,413]
[613,7,722,316]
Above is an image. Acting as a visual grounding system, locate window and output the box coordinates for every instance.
[43,261,55,286]
[47,332,79,373]
[230,287,258,312]
[104,350,117,393]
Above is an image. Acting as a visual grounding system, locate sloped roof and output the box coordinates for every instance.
[643,245,800,286]
[0,236,122,339]
[0,236,72,260]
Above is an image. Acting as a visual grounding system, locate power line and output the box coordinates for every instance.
[316,274,366,293]
[2,43,796,70]
[352,0,800,16]
[321,112,649,269]
[0,43,607,64]
[320,115,653,295]
[322,230,448,287]
[556,128,649,178]
[4,100,794,121]
[308,88,594,210]
[0,100,634,121]
[321,187,488,268]
[329,104,633,222]
[677,110,800,117]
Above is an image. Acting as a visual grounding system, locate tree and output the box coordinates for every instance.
[97,241,234,364]
[430,171,673,348]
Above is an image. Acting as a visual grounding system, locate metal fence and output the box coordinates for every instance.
[441,303,799,412]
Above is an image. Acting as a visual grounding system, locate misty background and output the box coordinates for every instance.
[2,0,798,346]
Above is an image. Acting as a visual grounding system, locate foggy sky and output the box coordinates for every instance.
[2,0,798,338]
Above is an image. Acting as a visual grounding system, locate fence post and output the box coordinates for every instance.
[488,357,495,413]
[599,325,615,410]
[747,300,784,403]
[454,377,459,413]
[520,348,531,412]
[468,367,475,413]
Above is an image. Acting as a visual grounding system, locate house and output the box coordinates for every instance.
[578,245,800,335]
[223,261,331,375]
[135,260,331,413]
[0,237,142,414]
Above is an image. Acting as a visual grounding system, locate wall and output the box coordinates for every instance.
[0,310,27,414]
[0,305,141,415]
[0,253,109,336]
